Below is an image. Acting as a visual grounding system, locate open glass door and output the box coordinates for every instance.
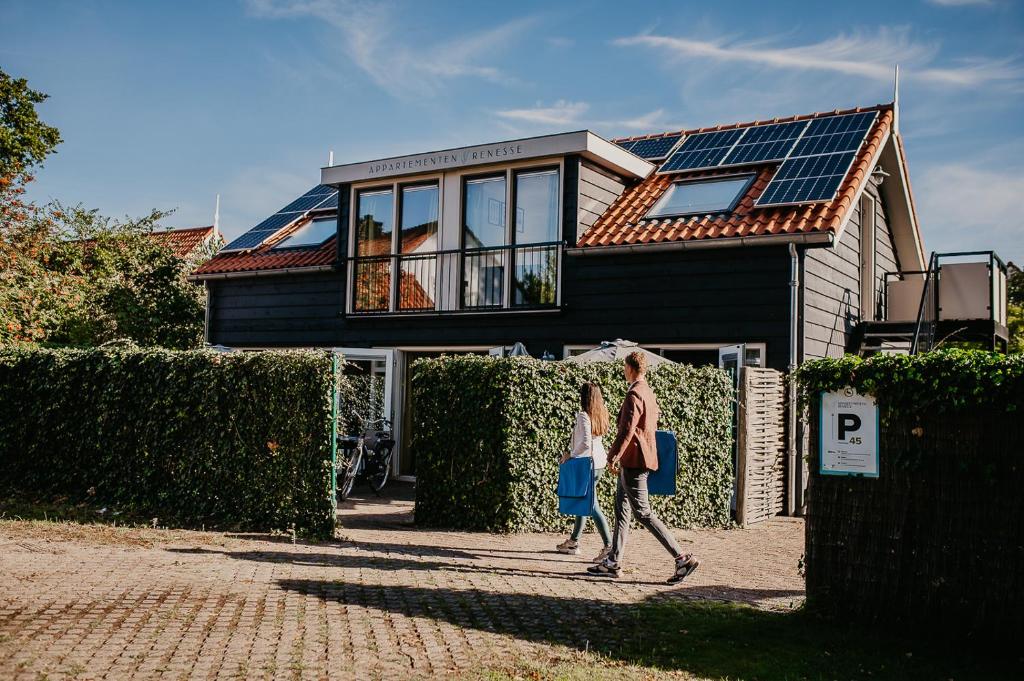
[333,347,395,472]
[718,345,745,513]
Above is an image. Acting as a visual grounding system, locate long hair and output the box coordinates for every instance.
[579,382,610,437]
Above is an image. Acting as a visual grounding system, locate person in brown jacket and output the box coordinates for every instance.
[587,351,700,584]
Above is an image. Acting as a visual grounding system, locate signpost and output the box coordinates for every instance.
[819,388,879,477]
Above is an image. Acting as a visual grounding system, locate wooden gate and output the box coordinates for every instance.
[736,367,787,526]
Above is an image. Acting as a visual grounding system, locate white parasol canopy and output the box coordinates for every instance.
[563,339,675,366]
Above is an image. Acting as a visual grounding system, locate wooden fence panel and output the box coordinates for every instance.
[736,367,787,525]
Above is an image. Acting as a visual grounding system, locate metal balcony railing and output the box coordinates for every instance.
[881,250,1008,354]
[348,241,562,315]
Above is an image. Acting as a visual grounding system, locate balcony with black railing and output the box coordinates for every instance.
[853,250,1010,355]
[349,241,562,316]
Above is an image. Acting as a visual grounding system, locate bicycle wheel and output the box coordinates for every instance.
[338,448,362,500]
[368,449,393,494]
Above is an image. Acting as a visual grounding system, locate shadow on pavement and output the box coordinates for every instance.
[163,546,693,587]
[272,577,1010,680]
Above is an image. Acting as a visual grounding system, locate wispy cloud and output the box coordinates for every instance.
[496,100,590,126]
[245,0,534,98]
[615,27,1023,91]
[494,100,677,135]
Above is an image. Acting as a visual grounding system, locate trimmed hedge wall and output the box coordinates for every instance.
[0,347,340,537]
[411,356,734,532]
[797,350,1024,643]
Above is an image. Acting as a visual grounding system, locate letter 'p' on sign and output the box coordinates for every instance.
[820,388,879,477]
[837,413,862,440]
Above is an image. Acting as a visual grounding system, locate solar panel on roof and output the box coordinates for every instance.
[299,184,335,198]
[280,193,337,214]
[756,152,855,206]
[223,229,282,251]
[755,111,878,207]
[625,134,682,160]
[789,111,876,158]
[313,193,339,211]
[615,140,638,153]
[220,184,339,252]
[659,128,746,172]
[720,120,808,167]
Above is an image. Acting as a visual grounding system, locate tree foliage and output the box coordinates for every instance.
[1007,262,1023,354]
[1,68,206,349]
[1,201,211,348]
[0,68,61,181]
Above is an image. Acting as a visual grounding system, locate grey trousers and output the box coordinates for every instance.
[608,467,683,566]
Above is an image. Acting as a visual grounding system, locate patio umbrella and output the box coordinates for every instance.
[563,339,674,367]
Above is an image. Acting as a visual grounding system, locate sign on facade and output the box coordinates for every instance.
[819,388,879,477]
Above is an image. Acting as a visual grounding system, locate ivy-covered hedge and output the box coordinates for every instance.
[796,349,1024,643]
[0,347,340,537]
[411,356,733,532]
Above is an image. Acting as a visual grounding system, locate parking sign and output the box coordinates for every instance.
[819,388,879,477]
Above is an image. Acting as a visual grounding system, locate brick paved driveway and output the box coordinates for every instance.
[0,485,804,679]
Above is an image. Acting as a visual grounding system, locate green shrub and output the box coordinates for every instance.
[0,347,341,537]
[411,356,733,532]
[796,348,1024,415]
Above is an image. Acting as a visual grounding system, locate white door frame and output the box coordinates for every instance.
[333,347,397,472]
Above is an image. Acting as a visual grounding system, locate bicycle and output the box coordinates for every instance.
[336,418,395,500]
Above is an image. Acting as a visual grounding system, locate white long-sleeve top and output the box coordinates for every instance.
[569,411,607,470]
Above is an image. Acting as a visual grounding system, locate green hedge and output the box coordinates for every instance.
[796,348,1024,416]
[411,356,734,532]
[796,350,1024,642]
[0,347,341,537]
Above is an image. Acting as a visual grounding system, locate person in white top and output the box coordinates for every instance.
[556,382,613,562]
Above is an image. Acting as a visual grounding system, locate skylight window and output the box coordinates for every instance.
[272,216,336,249]
[646,175,754,219]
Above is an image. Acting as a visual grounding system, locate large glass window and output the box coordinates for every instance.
[646,175,753,219]
[272,216,336,249]
[399,185,439,253]
[353,189,394,312]
[513,169,559,306]
[463,176,506,248]
[514,169,559,244]
[463,176,507,307]
[398,184,439,310]
[355,189,393,256]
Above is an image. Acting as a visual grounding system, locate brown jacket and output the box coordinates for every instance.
[608,378,660,470]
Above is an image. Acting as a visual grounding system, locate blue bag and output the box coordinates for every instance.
[648,430,678,496]
[557,456,595,516]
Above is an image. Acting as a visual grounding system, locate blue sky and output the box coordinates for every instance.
[2,0,1022,262]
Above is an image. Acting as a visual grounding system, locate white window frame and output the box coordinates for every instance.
[645,174,755,220]
[346,158,565,315]
[348,175,444,314]
[859,194,877,321]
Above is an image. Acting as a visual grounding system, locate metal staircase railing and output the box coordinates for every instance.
[910,252,939,354]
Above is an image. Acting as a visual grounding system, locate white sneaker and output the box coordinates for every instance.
[592,546,612,563]
[556,539,579,555]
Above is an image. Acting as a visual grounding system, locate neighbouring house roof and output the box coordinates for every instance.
[151,225,218,258]
[577,104,895,249]
[74,225,217,259]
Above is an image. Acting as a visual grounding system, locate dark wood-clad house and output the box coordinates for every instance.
[192,101,935,501]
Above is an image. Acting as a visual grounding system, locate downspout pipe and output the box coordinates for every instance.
[787,243,800,516]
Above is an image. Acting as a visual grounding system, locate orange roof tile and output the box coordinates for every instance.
[151,225,216,258]
[579,104,893,248]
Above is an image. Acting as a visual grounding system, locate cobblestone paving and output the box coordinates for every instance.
[0,487,804,680]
